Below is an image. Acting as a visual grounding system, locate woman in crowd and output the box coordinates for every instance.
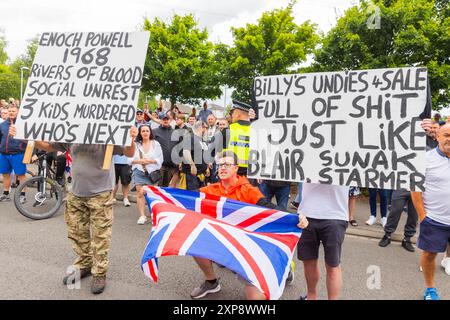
[366,188,389,227]
[131,124,163,225]
[218,118,229,131]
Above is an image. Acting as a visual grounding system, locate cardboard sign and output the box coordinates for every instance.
[16,32,150,146]
[248,67,428,191]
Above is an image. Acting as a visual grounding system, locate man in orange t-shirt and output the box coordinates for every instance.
[189,150,308,300]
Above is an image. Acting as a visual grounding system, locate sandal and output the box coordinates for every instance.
[350,219,358,227]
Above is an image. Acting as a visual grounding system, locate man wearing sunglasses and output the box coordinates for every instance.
[189,150,308,300]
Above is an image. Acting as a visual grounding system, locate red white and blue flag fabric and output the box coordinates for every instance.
[141,186,302,300]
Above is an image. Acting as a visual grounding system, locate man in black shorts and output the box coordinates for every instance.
[296,183,350,300]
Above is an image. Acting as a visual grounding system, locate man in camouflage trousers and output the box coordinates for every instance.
[65,191,114,282]
[9,125,138,294]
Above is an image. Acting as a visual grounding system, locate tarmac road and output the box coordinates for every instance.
[0,199,448,300]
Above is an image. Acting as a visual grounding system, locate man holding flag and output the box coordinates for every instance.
[190,150,309,300]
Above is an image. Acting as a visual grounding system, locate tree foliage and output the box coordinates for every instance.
[312,0,450,109]
[142,14,222,106]
[0,64,20,99]
[137,90,158,111]
[10,35,39,75]
[0,31,8,65]
[221,2,320,102]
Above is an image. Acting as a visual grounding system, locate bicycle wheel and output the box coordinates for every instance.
[14,176,64,220]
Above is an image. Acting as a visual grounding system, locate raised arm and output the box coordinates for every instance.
[124,126,138,157]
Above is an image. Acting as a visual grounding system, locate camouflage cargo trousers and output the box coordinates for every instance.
[65,191,113,277]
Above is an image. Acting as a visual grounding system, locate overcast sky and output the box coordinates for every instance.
[2,0,447,114]
[1,0,356,61]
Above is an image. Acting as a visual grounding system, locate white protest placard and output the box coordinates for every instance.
[248,67,428,191]
[16,31,150,146]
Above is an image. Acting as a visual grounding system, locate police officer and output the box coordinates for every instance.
[209,100,252,177]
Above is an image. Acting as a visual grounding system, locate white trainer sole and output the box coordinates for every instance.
[191,284,221,299]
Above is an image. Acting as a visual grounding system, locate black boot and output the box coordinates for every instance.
[401,238,415,252]
[378,234,391,247]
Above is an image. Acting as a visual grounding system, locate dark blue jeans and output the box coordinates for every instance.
[294,182,303,204]
[258,182,290,211]
[368,188,388,218]
[387,189,393,206]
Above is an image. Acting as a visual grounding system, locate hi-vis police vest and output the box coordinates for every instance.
[225,122,250,168]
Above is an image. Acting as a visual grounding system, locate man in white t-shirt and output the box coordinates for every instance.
[297,183,349,300]
[412,123,450,301]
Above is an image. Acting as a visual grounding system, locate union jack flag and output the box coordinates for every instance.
[141,186,302,300]
[65,150,72,176]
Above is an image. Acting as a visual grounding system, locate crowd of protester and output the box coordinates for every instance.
[101,100,450,300]
[2,96,449,300]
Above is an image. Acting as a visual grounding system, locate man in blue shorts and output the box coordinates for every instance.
[0,104,27,203]
[412,123,450,300]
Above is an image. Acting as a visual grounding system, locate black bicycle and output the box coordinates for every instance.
[13,153,65,220]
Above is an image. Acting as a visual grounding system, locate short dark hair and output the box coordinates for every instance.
[216,150,238,165]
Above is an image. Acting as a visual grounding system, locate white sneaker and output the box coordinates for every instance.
[441,257,450,276]
[137,216,147,225]
[123,198,131,207]
[366,216,376,226]
[381,217,387,228]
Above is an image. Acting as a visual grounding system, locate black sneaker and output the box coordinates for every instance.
[298,295,307,300]
[402,238,415,252]
[378,235,391,247]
